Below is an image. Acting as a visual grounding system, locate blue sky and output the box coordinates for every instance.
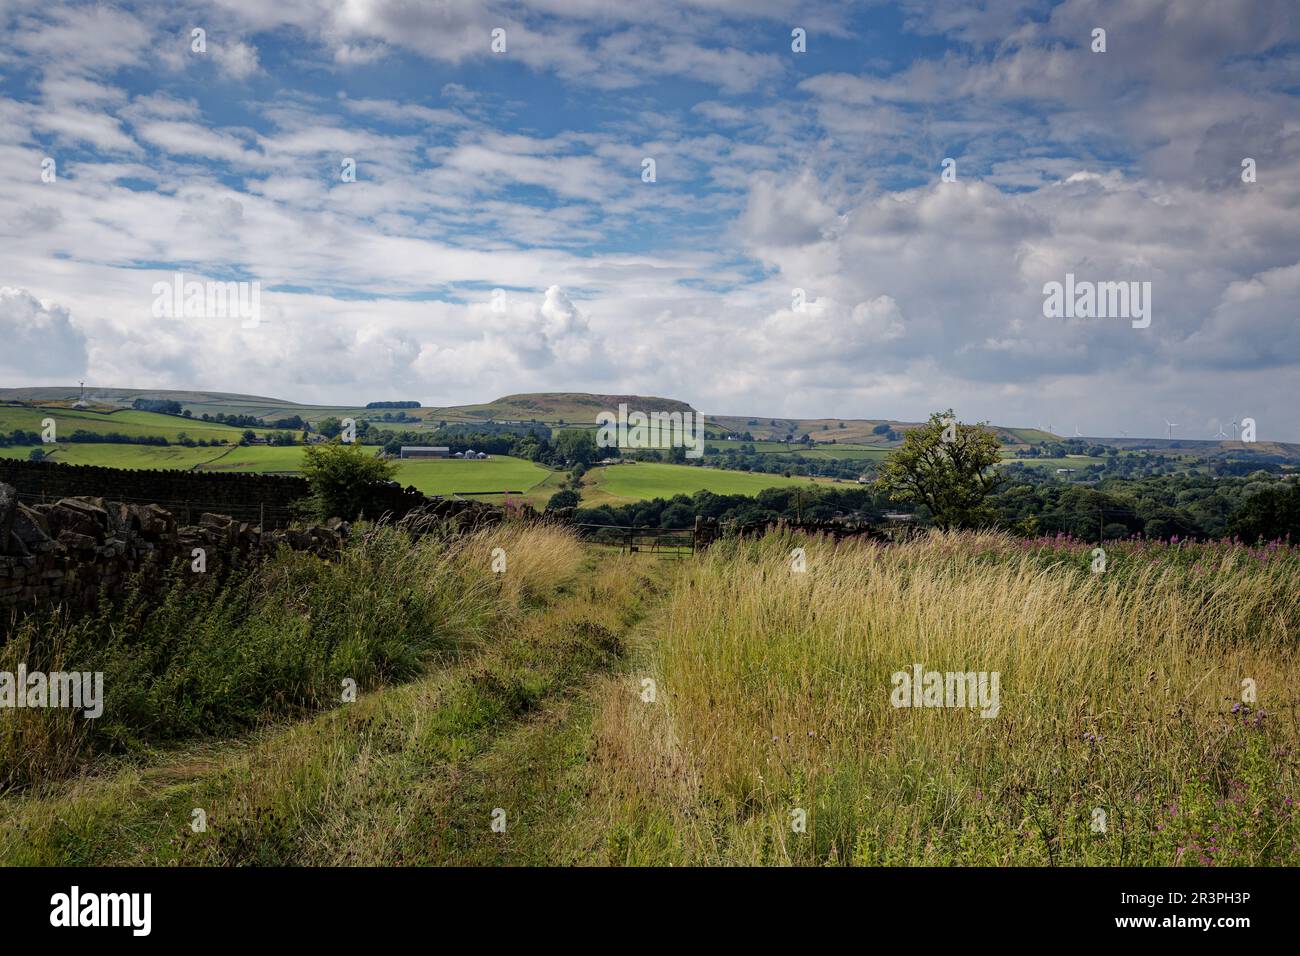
[1,0,1299,439]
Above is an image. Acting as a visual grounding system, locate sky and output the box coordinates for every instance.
[1,0,1298,439]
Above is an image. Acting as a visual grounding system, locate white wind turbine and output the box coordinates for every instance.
[1230,420,1240,440]
[1215,422,1229,439]
[1164,419,1178,440]
[1073,425,1083,438]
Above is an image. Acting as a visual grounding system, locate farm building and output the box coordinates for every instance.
[400,446,450,459]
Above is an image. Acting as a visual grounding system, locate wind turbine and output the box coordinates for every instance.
[1164,419,1178,440]
[1230,420,1240,440]
[1215,422,1228,439]
[1073,425,1083,438]
[1120,429,1129,438]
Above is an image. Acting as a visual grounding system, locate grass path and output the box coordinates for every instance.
[0,552,671,866]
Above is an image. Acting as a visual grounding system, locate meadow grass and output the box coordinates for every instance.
[0,519,583,795]
[0,552,660,866]
[590,530,1300,865]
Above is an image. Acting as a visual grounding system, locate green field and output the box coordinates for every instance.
[0,406,269,442]
[201,448,553,499]
[394,456,553,499]
[196,445,308,472]
[581,461,841,506]
[1,444,229,469]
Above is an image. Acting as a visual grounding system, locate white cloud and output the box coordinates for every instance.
[0,288,88,379]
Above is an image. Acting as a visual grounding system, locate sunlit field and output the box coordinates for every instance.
[581,461,838,506]
[592,531,1300,865]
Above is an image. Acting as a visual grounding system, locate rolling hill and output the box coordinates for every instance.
[5,387,1300,462]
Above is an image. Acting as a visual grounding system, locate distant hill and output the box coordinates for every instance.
[4,387,1299,460]
[437,392,696,423]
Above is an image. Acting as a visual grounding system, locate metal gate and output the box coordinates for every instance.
[574,524,694,557]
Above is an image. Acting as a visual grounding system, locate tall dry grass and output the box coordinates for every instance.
[594,530,1300,865]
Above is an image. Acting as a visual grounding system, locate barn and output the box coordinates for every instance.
[399,446,450,459]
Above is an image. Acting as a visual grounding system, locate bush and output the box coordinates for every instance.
[547,489,580,511]
[300,442,398,521]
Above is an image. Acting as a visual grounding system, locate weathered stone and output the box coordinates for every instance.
[57,530,98,551]
[0,482,16,556]
[11,503,50,551]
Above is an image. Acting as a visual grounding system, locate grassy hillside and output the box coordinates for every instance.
[1,444,230,469]
[441,392,696,425]
[0,406,271,442]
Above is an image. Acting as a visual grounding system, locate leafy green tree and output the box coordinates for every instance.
[546,489,580,510]
[301,442,399,521]
[554,428,598,467]
[876,409,1004,529]
[317,417,344,439]
[1227,482,1300,542]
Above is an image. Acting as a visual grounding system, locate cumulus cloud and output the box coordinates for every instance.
[0,288,88,379]
[0,0,1298,438]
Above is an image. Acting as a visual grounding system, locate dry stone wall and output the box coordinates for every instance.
[0,482,347,626]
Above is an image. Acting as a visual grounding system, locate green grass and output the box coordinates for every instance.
[203,449,554,500]
[196,445,309,472]
[2,444,230,469]
[0,546,647,866]
[581,461,839,506]
[587,531,1300,865]
[0,521,584,798]
[394,456,554,499]
[0,406,270,442]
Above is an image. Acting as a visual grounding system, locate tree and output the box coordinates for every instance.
[317,417,344,439]
[875,409,1004,529]
[554,428,598,467]
[300,441,399,521]
[546,489,580,511]
[1227,482,1300,543]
